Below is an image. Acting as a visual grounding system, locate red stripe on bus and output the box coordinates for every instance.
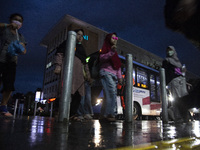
[142,97,150,105]
[150,104,161,110]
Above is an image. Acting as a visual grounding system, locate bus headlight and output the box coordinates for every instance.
[96,99,102,106]
[168,93,174,102]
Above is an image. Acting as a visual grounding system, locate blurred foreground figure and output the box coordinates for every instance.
[164,0,200,48]
[0,13,27,117]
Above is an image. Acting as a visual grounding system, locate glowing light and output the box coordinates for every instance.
[35,91,41,102]
[49,98,56,102]
[93,120,102,147]
[168,93,174,102]
[83,35,88,40]
[86,57,90,63]
[194,121,200,137]
[95,99,102,106]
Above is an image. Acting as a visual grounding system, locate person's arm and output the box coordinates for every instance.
[99,50,115,63]
[19,35,27,54]
[19,42,27,54]
[0,23,9,28]
[117,67,122,84]
[0,23,18,29]
[84,63,94,84]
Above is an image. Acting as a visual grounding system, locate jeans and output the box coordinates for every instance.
[100,70,117,117]
[18,103,24,116]
[77,81,93,116]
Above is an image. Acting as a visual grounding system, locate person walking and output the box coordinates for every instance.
[54,29,91,121]
[99,32,122,122]
[0,13,27,117]
[162,45,188,122]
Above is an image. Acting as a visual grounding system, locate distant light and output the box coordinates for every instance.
[40,100,47,104]
[86,57,90,63]
[96,99,102,106]
[46,62,52,69]
[35,91,41,102]
[49,98,56,102]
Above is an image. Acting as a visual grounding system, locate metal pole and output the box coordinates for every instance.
[27,95,31,115]
[125,54,133,123]
[58,31,76,122]
[34,102,37,116]
[160,68,168,124]
[50,102,53,118]
[13,99,18,119]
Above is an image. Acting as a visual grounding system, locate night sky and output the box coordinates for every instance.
[0,0,200,94]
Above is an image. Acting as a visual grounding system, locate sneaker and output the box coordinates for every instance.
[0,105,13,117]
[84,114,93,120]
[73,116,84,122]
[1,112,13,117]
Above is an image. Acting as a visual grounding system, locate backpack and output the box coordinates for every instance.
[87,51,100,79]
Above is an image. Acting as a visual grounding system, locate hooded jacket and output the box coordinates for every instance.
[162,46,183,84]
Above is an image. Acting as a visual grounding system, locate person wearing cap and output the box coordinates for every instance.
[162,46,189,123]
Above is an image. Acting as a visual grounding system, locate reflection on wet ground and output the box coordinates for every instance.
[0,116,199,150]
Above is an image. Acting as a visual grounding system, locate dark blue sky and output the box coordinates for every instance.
[0,0,200,94]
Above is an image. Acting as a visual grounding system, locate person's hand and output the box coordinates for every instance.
[19,42,26,54]
[10,22,19,29]
[20,42,26,48]
[111,45,117,51]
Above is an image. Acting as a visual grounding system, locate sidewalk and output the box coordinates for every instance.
[0,116,199,150]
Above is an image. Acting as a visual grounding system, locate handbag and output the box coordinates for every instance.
[7,29,25,56]
[87,51,100,79]
[91,58,100,79]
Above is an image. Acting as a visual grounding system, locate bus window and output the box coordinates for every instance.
[133,67,136,85]
[156,76,161,102]
[150,74,156,100]
[136,67,148,88]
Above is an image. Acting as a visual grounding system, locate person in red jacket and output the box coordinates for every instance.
[99,32,122,122]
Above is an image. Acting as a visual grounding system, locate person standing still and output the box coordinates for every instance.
[99,32,122,122]
[0,13,27,117]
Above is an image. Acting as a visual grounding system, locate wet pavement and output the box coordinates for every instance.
[0,116,200,150]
